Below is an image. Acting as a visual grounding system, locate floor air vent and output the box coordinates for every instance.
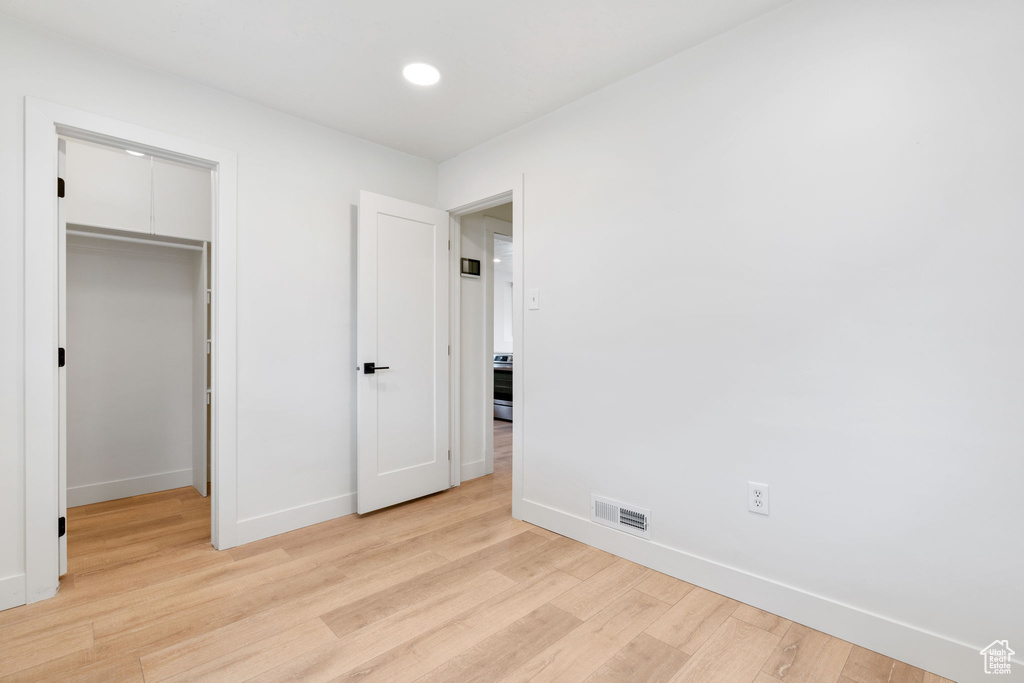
[591,495,651,539]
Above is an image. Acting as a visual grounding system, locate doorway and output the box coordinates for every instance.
[456,203,513,484]
[59,135,213,579]
[24,98,239,605]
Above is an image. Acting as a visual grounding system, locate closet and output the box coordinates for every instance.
[62,137,213,507]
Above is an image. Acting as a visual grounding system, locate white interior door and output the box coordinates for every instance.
[358,191,450,514]
[57,138,68,576]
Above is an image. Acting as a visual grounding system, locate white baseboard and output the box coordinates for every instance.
[461,459,489,482]
[235,493,357,546]
[0,574,26,612]
[518,498,986,683]
[68,468,193,507]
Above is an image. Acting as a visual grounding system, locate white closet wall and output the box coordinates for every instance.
[66,234,199,506]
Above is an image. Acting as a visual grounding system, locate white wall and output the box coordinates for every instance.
[0,15,436,601]
[439,1,1024,680]
[66,235,198,506]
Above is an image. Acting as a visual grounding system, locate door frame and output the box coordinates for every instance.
[446,180,524,519]
[23,97,239,604]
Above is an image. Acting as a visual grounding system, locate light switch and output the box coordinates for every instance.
[528,288,540,310]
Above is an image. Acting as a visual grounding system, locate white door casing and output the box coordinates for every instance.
[357,191,450,514]
[57,138,68,577]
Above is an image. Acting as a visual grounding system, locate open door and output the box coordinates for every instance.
[357,191,450,513]
[57,138,68,577]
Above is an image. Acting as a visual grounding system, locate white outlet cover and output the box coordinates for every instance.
[747,481,770,516]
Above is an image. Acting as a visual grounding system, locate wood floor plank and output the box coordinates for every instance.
[79,515,208,552]
[69,497,184,531]
[256,524,385,563]
[733,603,793,637]
[225,514,361,561]
[554,544,616,580]
[524,525,561,541]
[493,535,589,582]
[549,557,651,621]
[0,584,82,631]
[501,590,670,683]
[415,604,581,683]
[321,531,548,637]
[645,586,740,655]
[67,487,190,517]
[0,548,285,645]
[255,570,517,682]
[761,623,853,682]
[325,570,581,683]
[585,632,690,683]
[68,522,212,575]
[160,619,337,682]
[668,617,781,683]
[136,552,450,682]
[383,497,511,544]
[92,557,362,657]
[72,545,233,593]
[356,492,498,544]
[88,548,297,640]
[635,571,695,606]
[422,509,540,561]
[70,513,187,544]
[841,645,928,683]
[5,653,145,683]
[0,624,94,678]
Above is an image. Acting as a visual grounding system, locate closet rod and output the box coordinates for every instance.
[66,229,203,251]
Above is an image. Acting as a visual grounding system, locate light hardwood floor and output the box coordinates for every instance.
[0,420,952,682]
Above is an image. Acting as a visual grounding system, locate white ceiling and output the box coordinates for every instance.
[0,0,792,161]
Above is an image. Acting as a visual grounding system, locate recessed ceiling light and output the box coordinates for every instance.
[403,62,441,86]
[125,150,145,157]
[494,258,501,263]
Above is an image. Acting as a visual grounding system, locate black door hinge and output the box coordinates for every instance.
[57,177,65,198]
[58,347,65,368]
[58,516,66,538]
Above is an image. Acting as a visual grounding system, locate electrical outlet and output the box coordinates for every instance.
[747,482,770,516]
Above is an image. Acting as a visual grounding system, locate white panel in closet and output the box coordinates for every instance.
[64,138,152,234]
[153,158,212,242]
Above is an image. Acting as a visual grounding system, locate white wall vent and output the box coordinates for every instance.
[591,494,651,539]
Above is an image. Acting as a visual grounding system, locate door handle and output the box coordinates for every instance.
[363,362,391,374]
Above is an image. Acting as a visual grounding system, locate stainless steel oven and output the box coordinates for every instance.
[493,353,512,422]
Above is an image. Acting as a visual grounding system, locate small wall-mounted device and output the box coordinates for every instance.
[461,258,481,277]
